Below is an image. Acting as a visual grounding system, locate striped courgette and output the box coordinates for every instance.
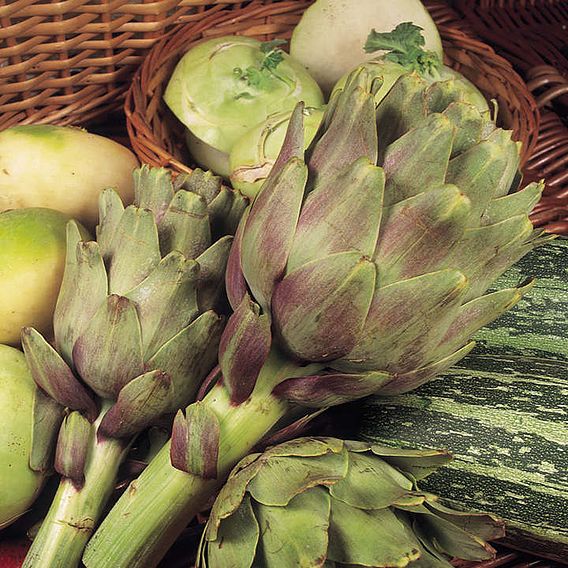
[355,239,568,563]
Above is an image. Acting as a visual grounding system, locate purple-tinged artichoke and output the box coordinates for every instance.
[21,166,246,568]
[85,68,549,568]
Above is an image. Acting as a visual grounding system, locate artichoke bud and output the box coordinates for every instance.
[219,295,271,405]
[199,438,504,567]
[99,370,173,439]
[146,310,225,412]
[307,68,378,189]
[72,294,144,400]
[54,411,91,488]
[30,389,65,474]
[170,402,220,478]
[22,327,98,420]
[233,63,545,405]
[54,227,108,366]
[272,253,376,362]
[273,370,393,408]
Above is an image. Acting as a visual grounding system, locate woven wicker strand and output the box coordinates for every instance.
[448,1,568,234]
[524,66,568,234]
[0,0,235,129]
[124,0,539,186]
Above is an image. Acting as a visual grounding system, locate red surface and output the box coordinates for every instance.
[0,538,30,568]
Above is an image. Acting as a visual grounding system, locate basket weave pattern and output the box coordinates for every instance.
[0,0,236,128]
[450,0,568,234]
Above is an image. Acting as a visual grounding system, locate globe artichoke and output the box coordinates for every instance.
[85,68,548,568]
[21,165,246,568]
[199,437,505,568]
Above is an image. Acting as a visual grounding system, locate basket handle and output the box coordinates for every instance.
[526,65,568,109]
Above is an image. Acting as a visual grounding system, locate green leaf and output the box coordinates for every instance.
[235,40,287,91]
[327,499,421,566]
[364,23,442,75]
[205,495,259,568]
[248,449,348,506]
[254,487,330,568]
[329,452,412,509]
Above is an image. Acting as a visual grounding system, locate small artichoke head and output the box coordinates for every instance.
[199,437,505,567]
[21,166,247,485]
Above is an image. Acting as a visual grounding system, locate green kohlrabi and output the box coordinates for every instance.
[229,106,325,199]
[164,36,324,177]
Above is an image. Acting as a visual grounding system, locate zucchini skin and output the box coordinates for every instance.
[355,239,568,563]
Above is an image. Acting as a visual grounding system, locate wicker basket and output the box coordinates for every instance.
[449,0,568,235]
[0,0,232,129]
[124,0,539,177]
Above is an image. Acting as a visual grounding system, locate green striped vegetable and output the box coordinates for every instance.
[355,238,568,563]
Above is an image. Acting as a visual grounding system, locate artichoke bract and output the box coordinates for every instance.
[164,36,324,176]
[199,438,505,567]
[21,166,247,568]
[85,68,548,568]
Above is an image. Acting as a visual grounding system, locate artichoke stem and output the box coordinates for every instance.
[23,404,129,568]
[83,376,293,568]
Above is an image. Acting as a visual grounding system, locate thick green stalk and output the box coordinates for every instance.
[23,404,129,568]
[83,352,317,568]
